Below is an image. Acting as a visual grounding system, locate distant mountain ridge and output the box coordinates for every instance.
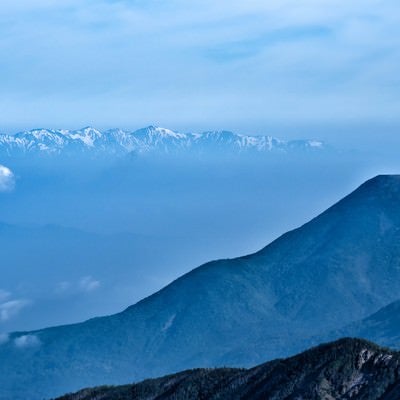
[329,299,400,350]
[0,125,326,158]
[56,338,400,400]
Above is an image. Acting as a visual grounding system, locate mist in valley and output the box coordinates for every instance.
[0,141,398,332]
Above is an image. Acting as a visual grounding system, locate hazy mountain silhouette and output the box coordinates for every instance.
[329,299,400,350]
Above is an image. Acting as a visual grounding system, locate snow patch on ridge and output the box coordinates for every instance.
[0,126,328,158]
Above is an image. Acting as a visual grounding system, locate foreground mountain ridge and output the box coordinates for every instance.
[0,125,326,157]
[2,175,400,399]
[55,338,400,400]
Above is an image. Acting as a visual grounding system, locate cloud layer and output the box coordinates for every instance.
[0,0,399,131]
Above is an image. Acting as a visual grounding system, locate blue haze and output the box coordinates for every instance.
[0,0,400,333]
[0,132,400,332]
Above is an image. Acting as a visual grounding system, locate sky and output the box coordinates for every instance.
[0,0,400,138]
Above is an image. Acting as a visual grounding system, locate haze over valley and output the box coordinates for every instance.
[2,1,400,399]
[1,125,399,332]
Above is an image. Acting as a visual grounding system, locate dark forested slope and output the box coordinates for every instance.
[56,338,400,400]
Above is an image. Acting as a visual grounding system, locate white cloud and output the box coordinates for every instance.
[14,334,40,348]
[0,165,15,192]
[79,276,100,292]
[56,277,101,294]
[0,299,30,321]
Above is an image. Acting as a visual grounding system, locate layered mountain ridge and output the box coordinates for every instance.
[0,125,326,158]
[329,299,400,351]
[1,175,400,399]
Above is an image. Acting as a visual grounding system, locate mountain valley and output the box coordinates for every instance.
[2,175,400,398]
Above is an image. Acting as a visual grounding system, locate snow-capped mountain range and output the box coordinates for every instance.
[0,125,326,158]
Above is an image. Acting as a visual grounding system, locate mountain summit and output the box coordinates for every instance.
[1,175,400,399]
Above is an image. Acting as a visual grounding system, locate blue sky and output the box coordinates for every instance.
[0,0,399,136]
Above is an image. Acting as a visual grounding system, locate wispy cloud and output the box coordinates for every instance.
[0,299,30,322]
[206,26,332,62]
[0,289,30,322]
[79,276,101,292]
[55,276,101,294]
[0,0,399,129]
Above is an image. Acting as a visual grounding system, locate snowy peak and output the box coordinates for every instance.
[131,126,188,153]
[0,126,329,158]
[136,125,186,139]
[67,127,102,147]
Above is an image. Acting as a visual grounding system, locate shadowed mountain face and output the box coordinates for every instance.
[55,338,400,400]
[2,175,400,399]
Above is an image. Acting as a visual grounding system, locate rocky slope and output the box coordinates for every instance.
[56,338,400,400]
